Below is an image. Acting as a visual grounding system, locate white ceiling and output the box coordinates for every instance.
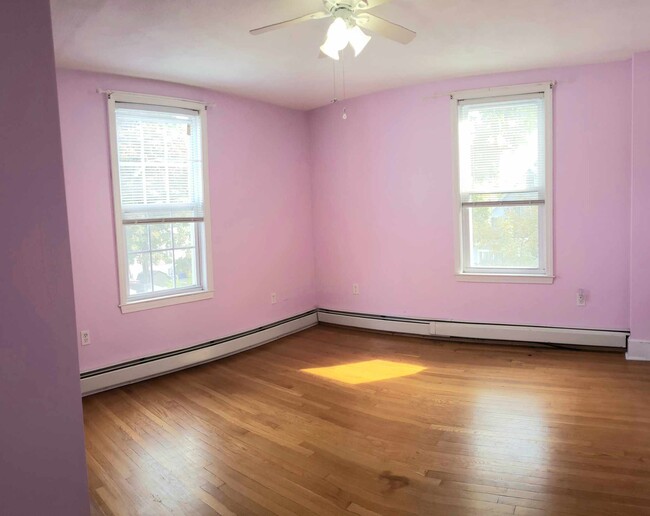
[51,0,650,110]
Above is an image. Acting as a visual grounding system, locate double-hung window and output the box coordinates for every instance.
[452,83,554,283]
[108,92,213,312]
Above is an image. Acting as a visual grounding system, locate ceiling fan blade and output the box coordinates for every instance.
[356,0,393,10]
[250,11,331,35]
[354,13,416,44]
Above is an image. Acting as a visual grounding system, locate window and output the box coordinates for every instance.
[108,92,213,312]
[452,83,553,283]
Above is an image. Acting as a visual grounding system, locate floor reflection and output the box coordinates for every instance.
[468,391,549,471]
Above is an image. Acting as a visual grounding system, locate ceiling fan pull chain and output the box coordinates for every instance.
[342,53,347,101]
[341,53,348,119]
[331,58,338,104]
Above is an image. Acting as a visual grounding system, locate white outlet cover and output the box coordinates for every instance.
[271,293,277,304]
[80,330,91,346]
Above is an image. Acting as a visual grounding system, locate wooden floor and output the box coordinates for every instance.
[84,325,650,515]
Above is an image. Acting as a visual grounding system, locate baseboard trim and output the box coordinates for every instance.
[317,309,432,336]
[80,310,318,396]
[317,308,628,349]
[81,308,633,395]
[626,339,650,361]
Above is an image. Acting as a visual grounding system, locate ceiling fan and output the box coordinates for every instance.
[249,0,416,60]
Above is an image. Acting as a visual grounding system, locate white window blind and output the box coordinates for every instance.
[115,103,204,223]
[458,94,545,207]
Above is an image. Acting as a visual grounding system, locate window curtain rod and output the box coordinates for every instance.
[423,80,557,101]
[96,88,215,109]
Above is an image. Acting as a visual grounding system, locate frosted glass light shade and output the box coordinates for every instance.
[348,26,371,56]
[327,18,349,50]
[320,40,340,60]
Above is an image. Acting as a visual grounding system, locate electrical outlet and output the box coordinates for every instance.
[80,330,91,346]
[576,289,586,307]
[271,292,277,305]
[352,283,360,295]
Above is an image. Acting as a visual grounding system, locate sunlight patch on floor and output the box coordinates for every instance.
[301,359,426,385]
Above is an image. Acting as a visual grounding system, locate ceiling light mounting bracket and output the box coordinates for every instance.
[327,2,355,24]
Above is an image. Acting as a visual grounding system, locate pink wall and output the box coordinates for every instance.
[59,57,645,372]
[0,1,89,514]
[309,61,632,331]
[630,52,650,342]
[57,70,316,372]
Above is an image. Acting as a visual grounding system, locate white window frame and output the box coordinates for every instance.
[451,82,554,284]
[107,91,214,313]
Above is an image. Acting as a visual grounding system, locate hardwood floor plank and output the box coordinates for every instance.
[83,325,650,515]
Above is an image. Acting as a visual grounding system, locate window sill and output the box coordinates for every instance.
[455,273,554,284]
[120,290,214,313]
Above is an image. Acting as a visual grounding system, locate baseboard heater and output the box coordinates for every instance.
[80,310,318,396]
[317,308,628,349]
[81,308,629,395]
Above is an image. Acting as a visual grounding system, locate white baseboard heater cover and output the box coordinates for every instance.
[627,339,650,361]
[81,310,318,396]
[317,310,431,336]
[81,309,630,396]
[318,309,627,349]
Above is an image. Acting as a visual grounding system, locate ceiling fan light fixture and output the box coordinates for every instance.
[348,25,371,56]
[320,18,371,60]
[249,0,417,61]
